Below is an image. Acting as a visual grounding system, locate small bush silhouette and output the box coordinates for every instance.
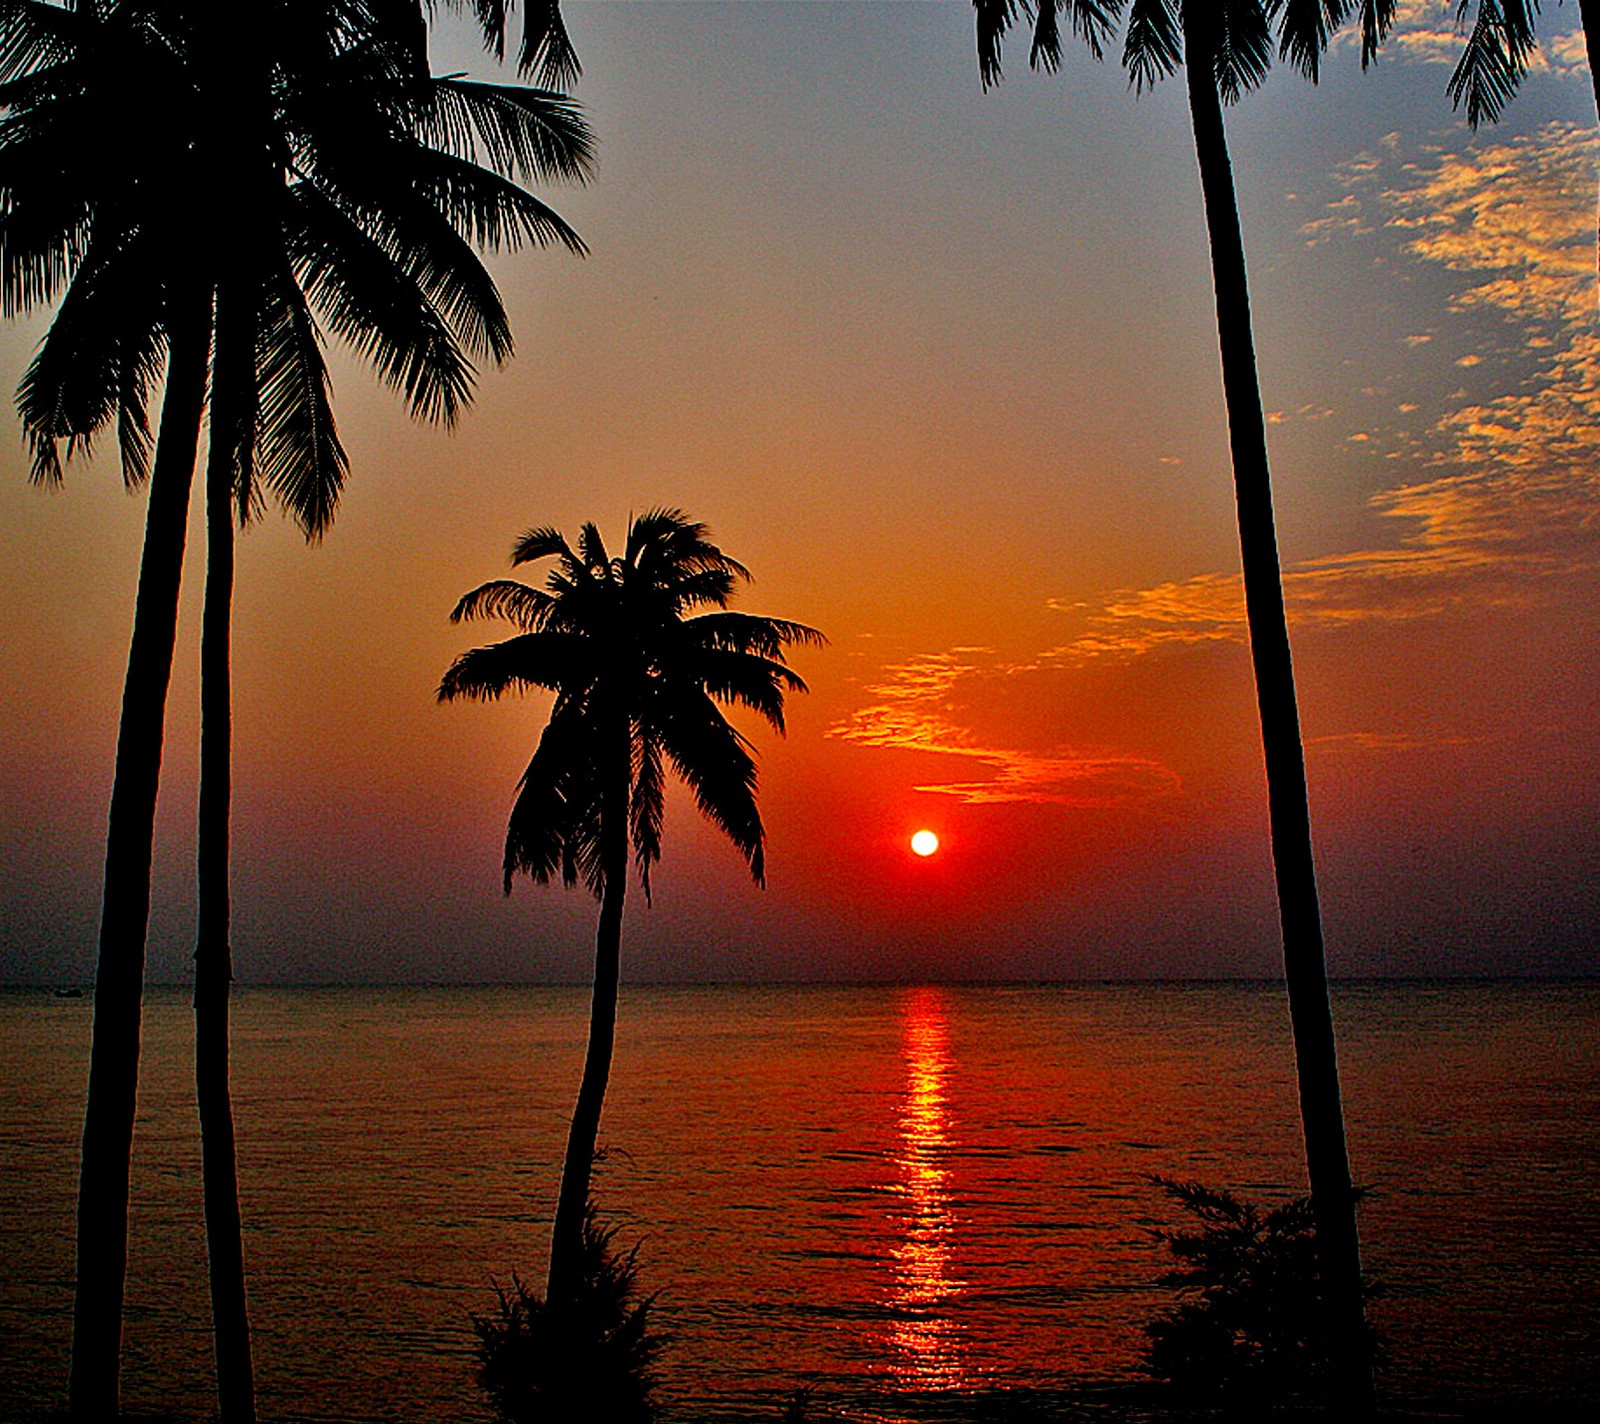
[474,1202,668,1424]
[1143,1176,1375,1404]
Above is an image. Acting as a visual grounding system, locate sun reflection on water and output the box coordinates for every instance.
[884,985,966,1389]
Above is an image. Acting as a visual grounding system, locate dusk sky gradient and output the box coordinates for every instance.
[2,2,1597,983]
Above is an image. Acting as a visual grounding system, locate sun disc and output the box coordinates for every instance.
[910,830,939,857]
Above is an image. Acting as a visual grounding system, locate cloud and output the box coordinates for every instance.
[1054,470,1595,662]
[1389,122,1597,324]
[828,652,1182,808]
[837,121,1599,791]
[1306,730,1476,754]
[1332,4,1590,78]
[1063,121,1600,663]
[1381,123,1600,486]
[1322,3,1470,69]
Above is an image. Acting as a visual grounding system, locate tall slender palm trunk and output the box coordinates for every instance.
[546,750,630,1306]
[70,287,212,1420]
[195,286,257,1424]
[1578,1,1600,282]
[1182,14,1371,1412]
[1581,2,1600,116]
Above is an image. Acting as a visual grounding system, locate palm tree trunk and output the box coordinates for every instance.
[546,745,630,1306]
[195,285,257,1424]
[1579,1,1600,284]
[70,285,212,1420]
[1581,2,1600,115]
[1181,14,1371,1412]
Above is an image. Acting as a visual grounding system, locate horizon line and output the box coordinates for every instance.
[9,972,1597,992]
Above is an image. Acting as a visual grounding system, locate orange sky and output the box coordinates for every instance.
[2,5,1597,982]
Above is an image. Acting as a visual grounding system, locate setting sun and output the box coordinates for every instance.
[910,830,940,858]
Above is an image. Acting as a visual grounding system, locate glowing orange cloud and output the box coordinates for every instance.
[826,651,1183,808]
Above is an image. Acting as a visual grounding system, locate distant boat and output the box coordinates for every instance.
[53,987,84,999]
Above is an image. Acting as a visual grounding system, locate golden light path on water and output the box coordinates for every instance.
[885,986,966,1388]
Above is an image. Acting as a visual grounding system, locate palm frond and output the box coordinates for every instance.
[517,0,580,89]
[344,179,517,366]
[286,180,480,425]
[0,0,80,85]
[1448,1,1540,127]
[412,147,588,256]
[512,523,580,568]
[0,143,94,318]
[1212,0,1274,103]
[623,505,702,546]
[1276,0,1402,78]
[453,0,510,62]
[1043,1,1126,67]
[1123,0,1182,90]
[424,77,595,186]
[15,224,166,486]
[682,611,826,658]
[975,0,1020,87]
[658,685,766,886]
[1358,0,1399,68]
[630,730,664,902]
[254,269,349,538]
[577,519,610,572]
[675,649,806,734]
[504,699,605,894]
[437,629,595,702]
[450,577,555,629]
[1277,1,1345,81]
[975,1,1125,83]
[419,1,582,86]
[115,349,156,487]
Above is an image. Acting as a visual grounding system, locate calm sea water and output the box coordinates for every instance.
[1,982,1597,1420]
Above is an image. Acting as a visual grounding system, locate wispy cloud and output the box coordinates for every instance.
[836,120,1598,789]
[1331,2,1590,76]
[1055,469,1596,660]
[828,652,1182,808]
[1306,730,1476,754]
[1064,121,1600,662]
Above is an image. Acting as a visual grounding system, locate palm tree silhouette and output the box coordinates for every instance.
[440,511,821,1304]
[4,5,220,1412]
[3,3,591,1415]
[972,2,1391,1408]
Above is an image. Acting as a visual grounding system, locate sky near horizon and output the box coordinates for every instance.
[2,2,1598,984]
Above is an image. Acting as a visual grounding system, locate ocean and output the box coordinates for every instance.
[2,981,1596,1420]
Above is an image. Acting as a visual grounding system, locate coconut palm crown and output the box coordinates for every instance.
[970,1,1399,92]
[440,509,822,900]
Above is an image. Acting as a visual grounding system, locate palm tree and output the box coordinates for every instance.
[439,511,821,1304]
[190,17,590,1418]
[972,2,1394,1409]
[4,3,592,1414]
[4,6,215,1414]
